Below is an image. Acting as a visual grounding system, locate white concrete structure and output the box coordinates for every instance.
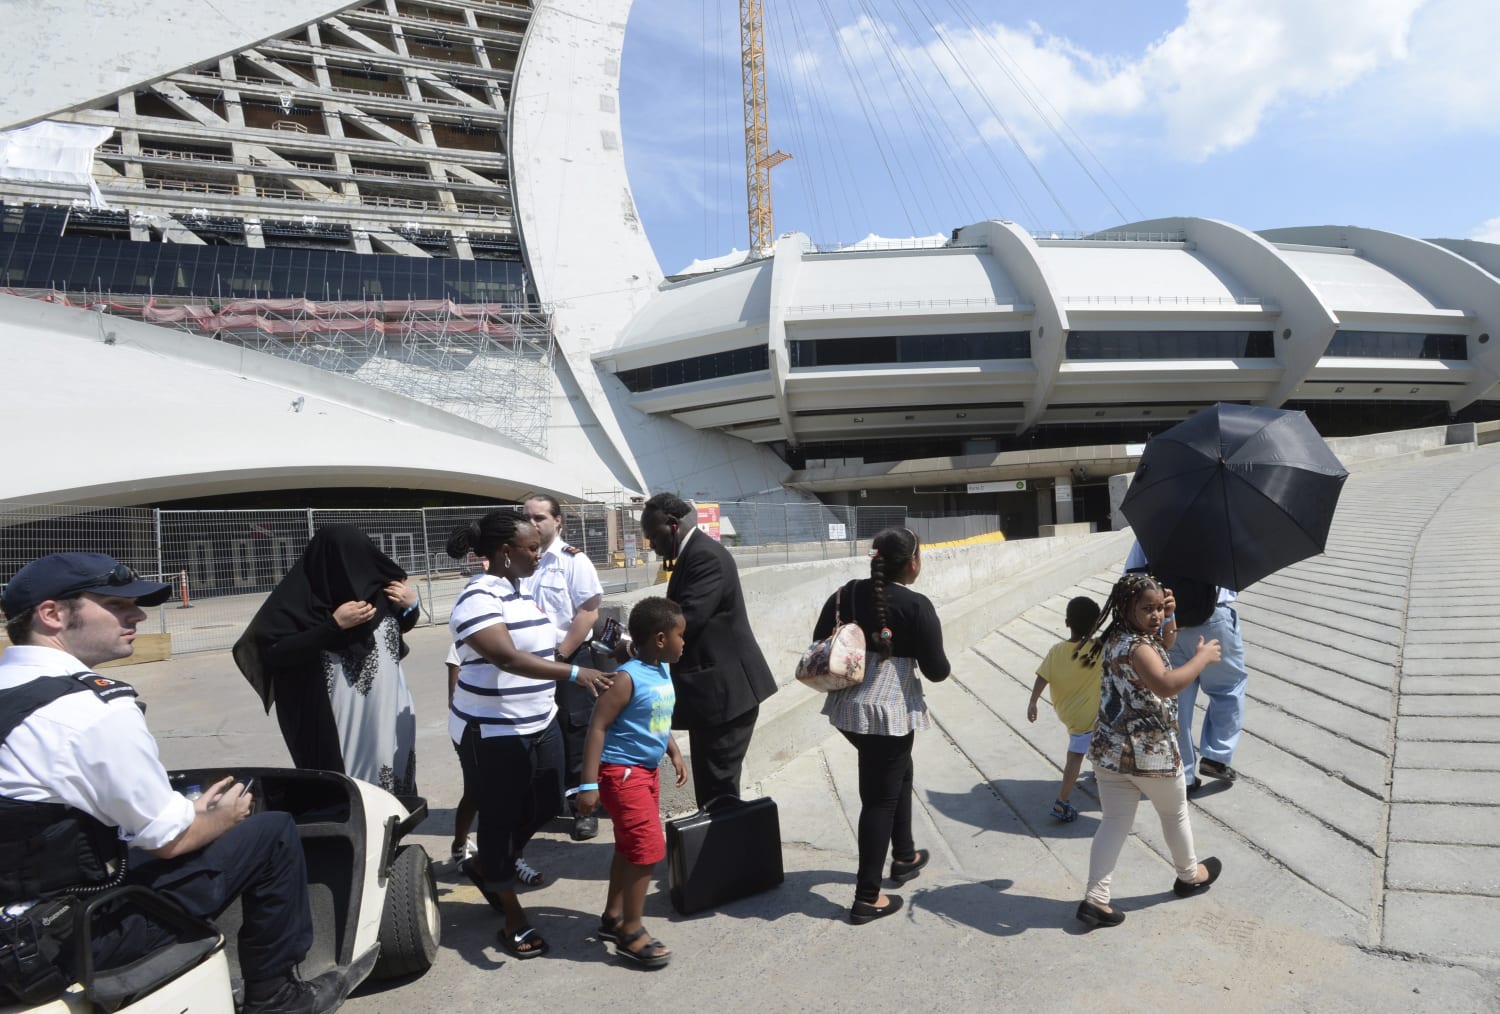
[598,217,1500,457]
[3,1,1497,513]
[0,0,802,507]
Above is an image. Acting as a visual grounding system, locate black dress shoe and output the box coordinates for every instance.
[1185,778,1204,796]
[572,812,599,841]
[850,895,903,925]
[1076,900,1125,928]
[1199,759,1238,782]
[1173,856,1223,897]
[890,848,930,884]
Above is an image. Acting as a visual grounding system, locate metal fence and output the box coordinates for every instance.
[2,499,972,655]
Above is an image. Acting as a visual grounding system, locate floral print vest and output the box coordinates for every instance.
[1088,630,1181,777]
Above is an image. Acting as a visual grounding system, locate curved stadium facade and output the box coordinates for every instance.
[2,0,1498,516]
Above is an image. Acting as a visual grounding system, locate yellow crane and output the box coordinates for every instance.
[740,0,790,254]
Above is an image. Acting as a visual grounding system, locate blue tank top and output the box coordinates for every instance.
[600,658,676,768]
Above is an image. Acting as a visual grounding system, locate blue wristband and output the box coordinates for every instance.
[577,782,599,792]
[569,664,580,683]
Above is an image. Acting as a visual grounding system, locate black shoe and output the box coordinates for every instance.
[572,812,599,841]
[1185,778,1204,796]
[1173,856,1223,897]
[1075,900,1126,928]
[1199,759,1238,782]
[849,895,903,925]
[889,848,930,885]
[242,971,343,1014]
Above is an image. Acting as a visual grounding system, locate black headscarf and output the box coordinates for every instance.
[232,524,409,711]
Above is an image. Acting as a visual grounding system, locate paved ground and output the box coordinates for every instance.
[129,446,1500,1011]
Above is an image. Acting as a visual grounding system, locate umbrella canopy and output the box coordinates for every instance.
[1120,403,1349,591]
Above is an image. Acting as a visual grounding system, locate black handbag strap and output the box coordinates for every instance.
[835,581,858,625]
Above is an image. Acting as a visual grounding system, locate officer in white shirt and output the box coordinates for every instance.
[519,495,605,840]
[0,553,335,1014]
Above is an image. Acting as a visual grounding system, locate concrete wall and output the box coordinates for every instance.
[603,528,1133,787]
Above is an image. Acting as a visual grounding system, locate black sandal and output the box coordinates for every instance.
[597,912,622,943]
[499,925,549,959]
[615,926,671,968]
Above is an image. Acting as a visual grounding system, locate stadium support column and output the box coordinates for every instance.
[765,233,802,446]
[956,221,1067,434]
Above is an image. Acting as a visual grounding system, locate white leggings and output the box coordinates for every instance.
[1086,766,1199,905]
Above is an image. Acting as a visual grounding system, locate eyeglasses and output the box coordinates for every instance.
[62,563,141,597]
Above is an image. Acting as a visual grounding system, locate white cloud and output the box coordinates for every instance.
[792,1,1430,161]
[1473,216,1500,243]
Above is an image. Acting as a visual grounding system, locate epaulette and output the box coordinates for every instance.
[562,545,583,555]
[71,671,139,704]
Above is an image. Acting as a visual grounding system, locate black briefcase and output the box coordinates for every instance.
[665,795,784,915]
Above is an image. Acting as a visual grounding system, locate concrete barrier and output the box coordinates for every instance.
[603,527,1133,801]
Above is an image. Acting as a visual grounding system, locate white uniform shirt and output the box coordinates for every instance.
[448,573,559,740]
[521,539,603,645]
[0,646,195,852]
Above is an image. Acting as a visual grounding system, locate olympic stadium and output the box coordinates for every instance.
[3,0,1499,530]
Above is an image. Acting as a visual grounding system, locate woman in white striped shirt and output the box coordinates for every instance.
[445,509,612,960]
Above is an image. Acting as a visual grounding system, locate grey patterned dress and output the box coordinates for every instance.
[322,613,418,794]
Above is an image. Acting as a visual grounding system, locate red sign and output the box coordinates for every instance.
[696,503,721,542]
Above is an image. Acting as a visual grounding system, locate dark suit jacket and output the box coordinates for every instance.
[665,530,777,729]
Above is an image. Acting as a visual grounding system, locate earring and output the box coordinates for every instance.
[503,555,512,569]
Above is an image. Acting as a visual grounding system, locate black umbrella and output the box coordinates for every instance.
[1120,403,1349,591]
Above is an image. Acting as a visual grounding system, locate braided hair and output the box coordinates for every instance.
[866,527,918,661]
[1076,572,1164,667]
[445,508,531,564]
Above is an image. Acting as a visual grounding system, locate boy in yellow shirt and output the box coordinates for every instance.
[1026,596,1103,822]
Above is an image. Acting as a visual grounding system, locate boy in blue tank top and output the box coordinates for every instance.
[576,597,687,968]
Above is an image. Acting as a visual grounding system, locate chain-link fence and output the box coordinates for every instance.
[2,499,1000,655]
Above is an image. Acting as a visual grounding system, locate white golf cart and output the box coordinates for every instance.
[2,767,439,1013]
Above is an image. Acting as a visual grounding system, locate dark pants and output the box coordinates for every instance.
[840,730,915,904]
[686,705,760,809]
[456,716,564,892]
[101,812,313,984]
[556,656,598,794]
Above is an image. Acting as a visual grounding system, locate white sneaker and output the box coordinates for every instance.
[450,835,476,864]
[514,857,544,886]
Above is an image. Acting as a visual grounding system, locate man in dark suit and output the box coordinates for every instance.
[640,494,777,807]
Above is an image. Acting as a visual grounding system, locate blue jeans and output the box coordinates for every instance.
[1168,605,1247,774]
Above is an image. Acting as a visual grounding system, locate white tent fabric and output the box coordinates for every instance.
[0,120,112,205]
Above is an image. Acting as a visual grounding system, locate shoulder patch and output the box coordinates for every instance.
[71,671,139,704]
[562,545,583,555]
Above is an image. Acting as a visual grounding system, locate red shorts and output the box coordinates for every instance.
[599,763,664,865]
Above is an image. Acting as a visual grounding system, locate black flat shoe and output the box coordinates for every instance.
[850,895,903,925]
[1199,759,1238,782]
[1185,778,1203,796]
[1076,900,1125,928]
[1173,856,1223,897]
[890,849,931,885]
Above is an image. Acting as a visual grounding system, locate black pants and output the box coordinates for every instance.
[102,812,313,984]
[556,656,598,794]
[687,704,760,809]
[456,716,564,891]
[840,730,915,904]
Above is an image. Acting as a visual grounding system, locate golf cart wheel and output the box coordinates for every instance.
[372,844,440,979]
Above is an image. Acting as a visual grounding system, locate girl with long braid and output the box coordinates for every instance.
[1077,572,1223,929]
[812,528,950,925]
[445,509,612,959]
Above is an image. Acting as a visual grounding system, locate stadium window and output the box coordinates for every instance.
[1324,330,1467,360]
[1065,330,1276,359]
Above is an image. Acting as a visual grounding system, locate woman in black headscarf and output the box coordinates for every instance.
[234,524,422,795]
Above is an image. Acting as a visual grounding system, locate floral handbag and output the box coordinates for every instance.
[795,584,867,693]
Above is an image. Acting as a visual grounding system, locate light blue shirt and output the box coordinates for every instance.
[600,658,676,769]
[1123,540,1236,606]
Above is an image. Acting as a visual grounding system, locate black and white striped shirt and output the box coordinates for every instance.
[447,573,558,740]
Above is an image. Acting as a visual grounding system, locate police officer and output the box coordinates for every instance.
[520,494,605,842]
[0,553,337,1014]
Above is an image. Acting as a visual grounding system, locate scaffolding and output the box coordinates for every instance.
[6,288,556,453]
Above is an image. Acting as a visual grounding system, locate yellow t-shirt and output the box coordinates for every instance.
[1036,639,1103,735]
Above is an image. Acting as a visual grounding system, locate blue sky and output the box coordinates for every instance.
[620,0,1500,275]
